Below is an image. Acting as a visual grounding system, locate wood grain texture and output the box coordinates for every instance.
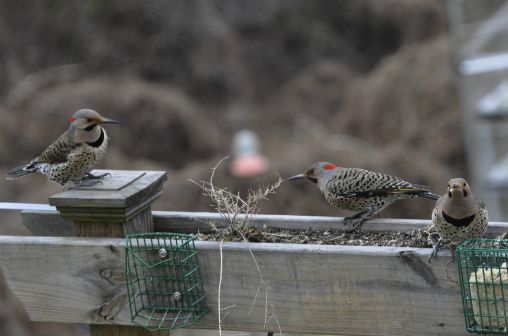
[52,171,166,335]
[152,211,508,235]
[0,236,470,335]
[152,211,433,233]
[124,207,154,235]
[21,209,508,236]
[72,208,154,238]
[149,212,508,236]
[74,221,125,238]
[90,325,168,336]
[22,210,75,236]
[48,170,167,209]
[63,206,156,336]
[172,330,310,336]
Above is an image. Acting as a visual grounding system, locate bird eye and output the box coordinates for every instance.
[87,119,92,122]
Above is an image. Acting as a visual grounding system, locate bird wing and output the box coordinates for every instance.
[31,130,75,164]
[434,195,445,212]
[476,196,486,210]
[328,168,431,197]
[337,187,430,197]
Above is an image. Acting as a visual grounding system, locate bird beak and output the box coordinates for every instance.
[286,173,306,182]
[448,184,465,198]
[100,117,120,125]
[449,183,460,191]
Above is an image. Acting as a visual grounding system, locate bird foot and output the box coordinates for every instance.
[449,245,457,262]
[85,172,111,179]
[78,178,104,187]
[427,231,441,246]
[343,209,380,232]
[343,216,365,232]
[66,179,104,190]
[65,173,111,190]
[427,238,442,264]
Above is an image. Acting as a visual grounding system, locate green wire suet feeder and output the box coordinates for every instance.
[457,239,508,334]
[125,233,208,331]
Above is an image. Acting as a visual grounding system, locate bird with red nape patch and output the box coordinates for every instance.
[6,109,119,189]
[287,162,439,231]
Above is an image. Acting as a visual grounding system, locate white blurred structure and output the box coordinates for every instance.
[448,0,508,220]
[230,129,269,178]
[477,79,508,117]
[487,154,508,189]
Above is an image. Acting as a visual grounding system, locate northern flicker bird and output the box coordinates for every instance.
[287,162,439,231]
[6,109,119,188]
[428,178,488,262]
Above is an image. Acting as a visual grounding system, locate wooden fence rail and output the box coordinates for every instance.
[4,205,507,335]
[19,207,508,236]
[0,235,464,336]
[1,168,506,336]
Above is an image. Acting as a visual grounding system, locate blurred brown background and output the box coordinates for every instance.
[0,0,461,223]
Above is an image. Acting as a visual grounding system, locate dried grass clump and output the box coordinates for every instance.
[190,157,283,335]
[190,157,283,241]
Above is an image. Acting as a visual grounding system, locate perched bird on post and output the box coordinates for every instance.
[287,162,439,231]
[6,109,119,188]
[428,178,488,262]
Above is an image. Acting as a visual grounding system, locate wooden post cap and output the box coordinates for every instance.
[49,170,168,223]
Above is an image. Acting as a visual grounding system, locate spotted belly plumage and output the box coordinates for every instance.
[38,127,108,186]
[431,204,488,243]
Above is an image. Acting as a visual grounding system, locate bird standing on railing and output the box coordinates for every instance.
[428,178,488,262]
[287,162,439,231]
[6,109,119,188]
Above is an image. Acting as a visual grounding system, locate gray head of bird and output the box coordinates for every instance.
[287,162,339,191]
[69,109,119,143]
[70,109,119,130]
[447,178,471,200]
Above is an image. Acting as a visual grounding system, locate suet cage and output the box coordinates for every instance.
[457,238,508,334]
[125,233,208,331]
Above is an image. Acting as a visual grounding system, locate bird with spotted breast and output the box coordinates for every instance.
[428,178,488,262]
[6,109,119,188]
[287,162,439,231]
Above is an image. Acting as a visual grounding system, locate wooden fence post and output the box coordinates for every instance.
[49,169,168,336]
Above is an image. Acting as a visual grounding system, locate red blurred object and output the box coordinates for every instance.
[231,154,269,177]
[230,129,269,177]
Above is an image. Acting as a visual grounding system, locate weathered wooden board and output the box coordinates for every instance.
[152,211,508,236]
[48,170,167,209]
[20,208,508,236]
[0,203,55,211]
[22,210,76,236]
[172,330,320,336]
[0,235,469,335]
[152,211,433,233]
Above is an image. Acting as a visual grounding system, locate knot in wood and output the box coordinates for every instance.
[100,268,112,279]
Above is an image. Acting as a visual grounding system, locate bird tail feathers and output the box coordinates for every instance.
[5,163,37,180]
[421,191,440,201]
[409,184,440,200]
[388,185,439,201]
